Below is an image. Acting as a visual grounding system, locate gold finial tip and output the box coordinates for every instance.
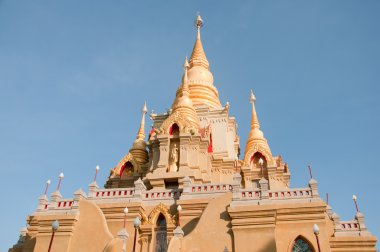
[142,101,147,114]
[195,14,203,28]
[249,89,256,103]
[183,57,190,69]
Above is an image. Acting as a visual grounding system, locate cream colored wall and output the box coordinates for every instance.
[180,193,233,252]
[68,200,118,252]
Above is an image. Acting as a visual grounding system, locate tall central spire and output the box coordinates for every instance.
[189,15,210,69]
[186,14,222,108]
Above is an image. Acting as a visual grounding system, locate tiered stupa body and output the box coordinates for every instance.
[9,15,377,252]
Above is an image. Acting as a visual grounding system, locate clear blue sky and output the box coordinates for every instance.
[1,0,379,250]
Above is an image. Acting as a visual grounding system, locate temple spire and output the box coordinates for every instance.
[129,101,149,165]
[136,101,147,141]
[244,89,273,165]
[189,15,209,69]
[249,89,260,130]
[182,57,190,95]
[166,57,200,131]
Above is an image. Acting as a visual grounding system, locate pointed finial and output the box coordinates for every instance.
[142,101,147,114]
[183,56,190,69]
[249,89,256,103]
[194,14,204,29]
[136,101,147,141]
[182,57,190,94]
[249,89,260,129]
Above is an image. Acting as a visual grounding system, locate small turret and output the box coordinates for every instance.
[129,102,149,164]
[243,90,273,165]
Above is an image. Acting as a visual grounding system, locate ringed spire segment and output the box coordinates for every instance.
[189,15,209,70]
[186,14,222,108]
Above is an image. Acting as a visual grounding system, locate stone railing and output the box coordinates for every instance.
[190,184,232,193]
[36,189,86,212]
[144,189,182,200]
[56,199,74,209]
[331,212,371,236]
[269,188,313,200]
[340,221,360,231]
[88,180,180,203]
[94,188,135,199]
[180,176,233,199]
[240,189,261,200]
[230,174,319,205]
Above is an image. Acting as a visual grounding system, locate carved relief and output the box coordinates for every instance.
[159,111,197,135]
[148,203,175,225]
[140,211,149,225]
[168,142,179,172]
[244,144,274,167]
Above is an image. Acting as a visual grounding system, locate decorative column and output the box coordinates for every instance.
[232,173,242,201]
[309,178,319,198]
[182,176,192,194]
[88,181,99,198]
[157,136,169,169]
[259,177,269,200]
[117,228,129,252]
[133,178,147,200]
[37,195,49,212]
[50,191,62,202]
[72,188,87,209]
[179,135,190,168]
[331,213,342,233]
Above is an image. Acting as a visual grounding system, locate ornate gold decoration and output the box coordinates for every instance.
[244,144,274,166]
[140,211,149,225]
[136,101,148,142]
[159,111,197,135]
[110,152,140,178]
[148,202,175,225]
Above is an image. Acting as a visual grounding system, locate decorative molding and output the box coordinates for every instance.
[148,202,176,225]
[110,152,140,179]
[159,111,197,135]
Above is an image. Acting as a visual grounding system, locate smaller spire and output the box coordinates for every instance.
[244,89,273,166]
[136,101,147,141]
[250,89,260,129]
[182,57,190,95]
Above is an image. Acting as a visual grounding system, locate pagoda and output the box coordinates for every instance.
[9,15,377,252]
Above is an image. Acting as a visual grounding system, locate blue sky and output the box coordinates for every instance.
[1,0,379,250]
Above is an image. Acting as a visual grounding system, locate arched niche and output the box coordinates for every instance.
[290,236,315,252]
[250,152,267,169]
[169,123,180,136]
[168,123,180,172]
[120,161,134,178]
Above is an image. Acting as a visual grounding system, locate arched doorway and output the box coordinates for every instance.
[291,236,314,252]
[155,214,167,252]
